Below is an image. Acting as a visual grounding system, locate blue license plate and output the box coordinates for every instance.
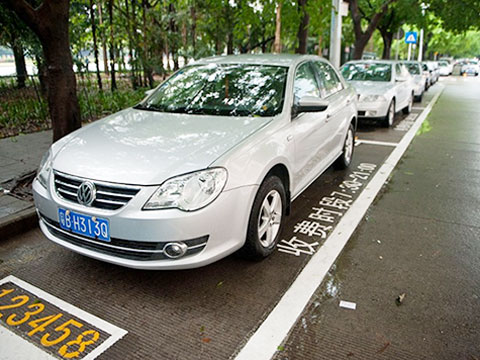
[58,208,110,242]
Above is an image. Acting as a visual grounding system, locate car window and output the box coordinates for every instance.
[404,63,421,75]
[294,62,321,100]
[313,61,343,97]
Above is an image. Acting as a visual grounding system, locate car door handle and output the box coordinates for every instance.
[346,99,351,105]
[287,135,293,142]
[326,113,331,121]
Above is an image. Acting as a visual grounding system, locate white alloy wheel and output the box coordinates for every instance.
[257,190,283,248]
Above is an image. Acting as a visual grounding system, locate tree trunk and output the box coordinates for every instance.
[295,0,309,54]
[381,31,393,59]
[35,54,48,96]
[10,33,27,89]
[317,35,322,56]
[348,0,397,60]
[352,34,369,59]
[2,0,81,141]
[124,0,138,89]
[98,0,109,75]
[89,0,102,89]
[273,2,282,53]
[108,0,117,91]
[190,5,196,58]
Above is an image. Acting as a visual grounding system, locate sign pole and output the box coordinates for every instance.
[418,29,424,61]
[407,43,412,60]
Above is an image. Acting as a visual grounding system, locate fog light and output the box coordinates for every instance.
[164,242,188,259]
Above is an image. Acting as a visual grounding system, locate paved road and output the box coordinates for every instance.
[1,77,478,359]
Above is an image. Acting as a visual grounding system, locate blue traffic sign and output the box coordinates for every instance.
[405,31,418,44]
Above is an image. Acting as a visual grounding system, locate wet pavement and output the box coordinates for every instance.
[1,77,478,359]
[276,76,480,359]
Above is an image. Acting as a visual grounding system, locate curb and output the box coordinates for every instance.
[0,206,38,240]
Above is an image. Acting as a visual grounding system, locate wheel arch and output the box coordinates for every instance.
[262,164,291,216]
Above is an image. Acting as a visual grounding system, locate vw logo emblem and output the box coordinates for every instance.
[77,181,96,206]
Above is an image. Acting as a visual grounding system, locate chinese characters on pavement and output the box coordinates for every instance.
[277,163,377,257]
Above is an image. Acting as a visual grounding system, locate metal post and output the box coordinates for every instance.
[329,0,342,68]
[395,30,400,60]
[407,43,412,61]
[418,29,424,61]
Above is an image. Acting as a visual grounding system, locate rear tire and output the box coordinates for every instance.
[334,123,355,169]
[402,93,413,115]
[382,99,395,128]
[239,176,286,260]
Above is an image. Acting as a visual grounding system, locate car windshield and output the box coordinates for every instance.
[439,62,448,67]
[135,64,288,117]
[341,63,392,82]
[404,63,421,75]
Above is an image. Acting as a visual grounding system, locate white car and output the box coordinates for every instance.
[402,61,428,101]
[438,61,452,76]
[341,60,415,127]
[424,61,440,83]
[33,54,358,270]
[460,60,479,76]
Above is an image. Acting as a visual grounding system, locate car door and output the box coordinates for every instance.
[312,61,350,157]
[395,63,409,108]
[291,61,332,195]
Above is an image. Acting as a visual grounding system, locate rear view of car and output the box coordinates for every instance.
[438,61,452,76]
[461,60,479,76]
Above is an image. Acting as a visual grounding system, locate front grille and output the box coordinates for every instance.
[54,172,140,210]
[40,213,208,261]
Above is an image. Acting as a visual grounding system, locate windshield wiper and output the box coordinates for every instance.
[133,103,164,112]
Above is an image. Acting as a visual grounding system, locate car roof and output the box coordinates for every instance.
[191,54,326,67]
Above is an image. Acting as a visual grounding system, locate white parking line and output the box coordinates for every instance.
[355,139,398,147]
[412,106,425,110]
[233,85,444,360]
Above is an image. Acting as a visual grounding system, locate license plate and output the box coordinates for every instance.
[58,208,110,242]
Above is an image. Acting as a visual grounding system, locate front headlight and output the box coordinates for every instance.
[360,94,386,102]
[37,148,52,188]
[143,168,228,211]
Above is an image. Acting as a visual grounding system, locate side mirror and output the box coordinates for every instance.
[294,96,329,117]
[145,88,155,97]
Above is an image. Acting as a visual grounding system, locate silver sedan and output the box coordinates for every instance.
[341,60,415,127]
[33,54,358,270]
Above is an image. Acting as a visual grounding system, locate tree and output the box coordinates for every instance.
[273,2,282,53]
[89,0,102,89]
[0,7,31,88]
[1,0,81,141]
[295,0,309,54]
[347,0,397,59]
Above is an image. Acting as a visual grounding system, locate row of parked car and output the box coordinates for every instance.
[340,59,439,127]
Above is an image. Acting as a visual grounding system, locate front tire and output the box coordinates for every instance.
[382,99,395,128]
[239,176,286,260]
[334,123,355,169]
[402,93,414,115]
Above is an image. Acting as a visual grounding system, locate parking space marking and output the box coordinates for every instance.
[412,106,426,110]
[0,275,127,360]
[233,85,444,360]
[355,139,398,147]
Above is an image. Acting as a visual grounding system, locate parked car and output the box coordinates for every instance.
[341,60,415,127]
[402,61,427,101]
[422,62,432,88]
[424,61,440,83]
[460,60,479,76]
[438,61,453,76]
[33,54,358,270]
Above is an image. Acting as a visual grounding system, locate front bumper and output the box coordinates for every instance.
[33,176,257,270]
[357,100,389,119]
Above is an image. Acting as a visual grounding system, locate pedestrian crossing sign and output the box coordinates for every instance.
[405,31,418,44]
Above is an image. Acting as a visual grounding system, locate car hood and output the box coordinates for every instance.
[52,108,273,185]
[349,81,394,96]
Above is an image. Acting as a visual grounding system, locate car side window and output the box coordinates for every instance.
[294,62,321,100]
[312,61,343,97]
